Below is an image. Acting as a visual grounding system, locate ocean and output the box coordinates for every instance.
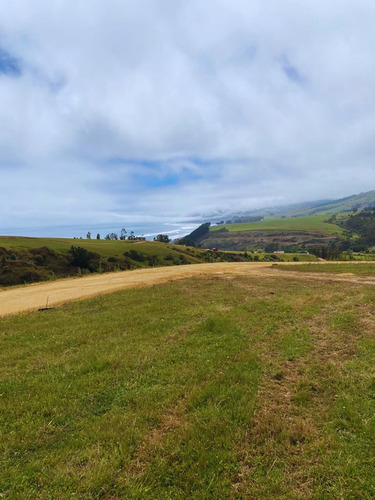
[0,220,201,241]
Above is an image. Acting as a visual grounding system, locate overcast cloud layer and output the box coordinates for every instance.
[1,0,375,235]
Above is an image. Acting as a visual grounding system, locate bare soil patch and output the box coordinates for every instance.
[1,261,375,317]
[0,262,270,317]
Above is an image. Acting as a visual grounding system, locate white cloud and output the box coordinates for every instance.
[0,0,375,234]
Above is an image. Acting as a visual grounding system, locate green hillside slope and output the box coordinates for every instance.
[0,236,201,261]
[286,190,375,217]
[0,237,208,286]
[210,215,344,236]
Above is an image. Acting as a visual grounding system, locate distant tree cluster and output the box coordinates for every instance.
[340,207,375,246]
[105,233,118,240]
[309,245,342,260]
[99,229,146,241]
[85,227,172,242]
[154,234,170,243]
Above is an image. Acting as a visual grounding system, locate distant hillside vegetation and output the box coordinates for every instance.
[217,189,375,221]
[187,215,344,252]
[338,207,375,246]
[0,238,205,286]
[286,190,375,217]
[176,223,211,246]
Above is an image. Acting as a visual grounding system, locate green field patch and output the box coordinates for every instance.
[0,236,201,262]
[274,262,375,276]
[280,326,313,361]
[210,215,344,236]
[1,274,374,497]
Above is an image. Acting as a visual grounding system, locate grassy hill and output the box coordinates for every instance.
[217,189,375,222]
[210,215,344,236]
[194,215,345,251]
[0,237,210,287]
[287,190,375,217]
[0,236,318,287]
[1,269,374,497]
[0,236,203,263]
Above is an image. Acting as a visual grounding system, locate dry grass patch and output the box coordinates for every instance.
[232,282,374,499]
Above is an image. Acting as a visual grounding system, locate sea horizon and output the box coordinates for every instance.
[0,220,202,241]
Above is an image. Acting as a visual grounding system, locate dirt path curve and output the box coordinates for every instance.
[1,261,375,318]
[0,262,272,317]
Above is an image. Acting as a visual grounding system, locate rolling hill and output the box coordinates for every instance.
[187,215,344,251]
[286,190,375,217]
[191,190,375,251]
[220,189,375,221]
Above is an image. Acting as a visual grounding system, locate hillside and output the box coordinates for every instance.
[1,236,316,287]
[215,189,375,222]
[210,215,344,236]
[193,215,344,251]
[286,190,375,217]
[0,237,208,286]
[0,236,201,261]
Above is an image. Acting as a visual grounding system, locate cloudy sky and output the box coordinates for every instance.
[1,0,375,236]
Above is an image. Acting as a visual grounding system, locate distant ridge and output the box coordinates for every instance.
[220,190,375,221]
[286,190,375,216]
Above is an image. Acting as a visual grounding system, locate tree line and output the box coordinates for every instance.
[83,229,170,243]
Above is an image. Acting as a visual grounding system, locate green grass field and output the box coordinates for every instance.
[274,262,375,276]
[1,273,374,498]
[352,253,375,261]
[210,215,344,236]
[257,252,318,262]
[0,236,202,263]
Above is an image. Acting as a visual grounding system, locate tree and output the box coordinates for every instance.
[105,233,118,240]
[96,233,100,240]
[127,231,135,240]
[120,228,127,240]
[69,246,91,268]
[86,231,91,239]
[264,243,279,253]
[154,234,170,243]
[147,255,158,266]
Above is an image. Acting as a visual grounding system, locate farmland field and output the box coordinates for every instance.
[1,269,374,498]
[210,215,344,236]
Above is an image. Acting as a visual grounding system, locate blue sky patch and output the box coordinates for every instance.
[105,156,214,191]
[134,173,179,188]
[281,56,305,85]
[0,49,22,77]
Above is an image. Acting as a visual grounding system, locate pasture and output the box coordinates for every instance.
[275,262,375,276]
[1,270,374,498]
[210,215,344,236]
[0,236,202,263]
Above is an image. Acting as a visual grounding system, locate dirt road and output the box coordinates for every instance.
[1,261,374,317]
[0,262,271,317]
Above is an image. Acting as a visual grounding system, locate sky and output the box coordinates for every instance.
[1,0,375,236]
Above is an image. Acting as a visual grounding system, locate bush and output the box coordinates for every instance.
[124,250,146,262]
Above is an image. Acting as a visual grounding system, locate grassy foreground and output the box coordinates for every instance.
[210,215,344,236]
[274,262,375,276]
[1,273,375,498]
